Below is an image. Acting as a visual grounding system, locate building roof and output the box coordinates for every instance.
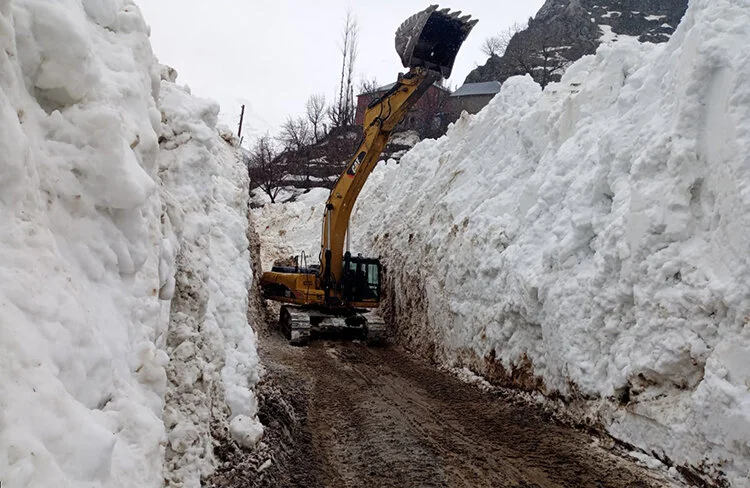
[450,81,502,98]
[357,81,451,97]
[361,82,396,95]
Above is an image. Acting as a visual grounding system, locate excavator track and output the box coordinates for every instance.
[280,305,312,346]
[362,311,386,346]
[279,305,386,347]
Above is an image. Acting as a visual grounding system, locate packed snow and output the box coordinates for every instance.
[0,1,260,487]
[346,0,750,484]
[158,77,262,486]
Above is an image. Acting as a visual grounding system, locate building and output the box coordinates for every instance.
[449,81,502,116]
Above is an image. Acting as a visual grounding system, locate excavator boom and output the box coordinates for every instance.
[319,6,477,296]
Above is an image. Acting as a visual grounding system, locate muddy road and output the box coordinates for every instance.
[220,331,679,488]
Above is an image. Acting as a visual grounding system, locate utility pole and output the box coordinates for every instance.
[237,104,246,140]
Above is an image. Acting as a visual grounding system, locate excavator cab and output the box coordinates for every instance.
[341,253,381,305]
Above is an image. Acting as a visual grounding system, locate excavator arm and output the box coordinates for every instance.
[319,67,441,294]
[316,5,479,301]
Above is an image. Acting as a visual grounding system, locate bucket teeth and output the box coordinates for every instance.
[460,16,478,31]
[394,4,478,78]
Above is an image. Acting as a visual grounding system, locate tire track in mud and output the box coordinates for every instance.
[256,334,678,488]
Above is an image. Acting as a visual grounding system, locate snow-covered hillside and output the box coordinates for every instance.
[348,0,749,484]
[0,1,260,487]
[253,188,329,272]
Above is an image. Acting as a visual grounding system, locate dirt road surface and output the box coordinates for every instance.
[210,331,681,488]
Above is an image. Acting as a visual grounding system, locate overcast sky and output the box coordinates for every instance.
[136,0,545,144]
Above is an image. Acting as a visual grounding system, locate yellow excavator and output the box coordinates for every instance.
[259,5,477,345]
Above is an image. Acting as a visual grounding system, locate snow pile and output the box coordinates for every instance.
[0,1,166,486]
[206,137,262,453]
[0,1,261,487]
[158,78,262,486]
[352,0,750,483]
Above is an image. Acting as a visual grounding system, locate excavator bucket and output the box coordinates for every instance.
[395,5,478,78]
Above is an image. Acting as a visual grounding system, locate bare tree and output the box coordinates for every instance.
[410,85,453,138]
[306,94,327,143]
[247,135,285,203]
[330,9,359,128]
[480,36,505,58]
[279,116,315,182]
[505,29,568,89]
[480,22,527,58]
[279,116,312,151]
[359,77,380,94]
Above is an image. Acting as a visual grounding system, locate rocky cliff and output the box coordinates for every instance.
[466,0,688,86]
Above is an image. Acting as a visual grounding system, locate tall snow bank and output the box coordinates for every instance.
[0,1,261,487]
[158,79,262,487]
[0,0,166,486]
[352,0,750,483]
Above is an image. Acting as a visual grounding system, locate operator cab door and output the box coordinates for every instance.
[342,254,381,304]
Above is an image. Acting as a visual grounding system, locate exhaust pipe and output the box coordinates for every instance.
[395,5,478,78]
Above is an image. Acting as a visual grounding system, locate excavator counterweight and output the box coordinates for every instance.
[259,6,476,345]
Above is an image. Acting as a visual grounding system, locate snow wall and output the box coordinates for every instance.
[0,1,260,487]
[351,0,749,484]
